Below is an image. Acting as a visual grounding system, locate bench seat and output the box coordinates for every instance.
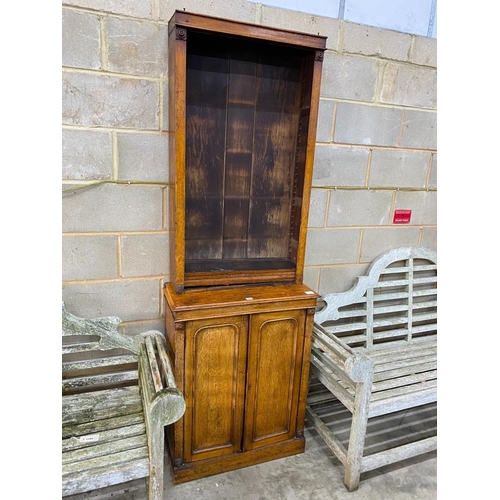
[311,335,437,417]
[62,387,150,494]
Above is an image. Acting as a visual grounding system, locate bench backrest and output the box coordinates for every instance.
[314,247,437,350]
[62,302,144,395]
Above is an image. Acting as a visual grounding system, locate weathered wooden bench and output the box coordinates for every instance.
[306,247,437,491]
[62,303,186,499]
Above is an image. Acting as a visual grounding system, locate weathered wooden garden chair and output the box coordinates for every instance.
[62,303,186,499]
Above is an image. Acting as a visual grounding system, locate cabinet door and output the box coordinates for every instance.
[244,309,306,450]
[184,315,248,462]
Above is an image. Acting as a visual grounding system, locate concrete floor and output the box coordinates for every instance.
[65,403,437,500]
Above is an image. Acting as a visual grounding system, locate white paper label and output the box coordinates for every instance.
[79,434,99,443]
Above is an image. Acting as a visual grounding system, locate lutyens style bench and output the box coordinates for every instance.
[306,247,437,491]
[62,303,186,499]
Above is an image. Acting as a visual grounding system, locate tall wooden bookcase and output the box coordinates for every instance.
[164,11,326,483]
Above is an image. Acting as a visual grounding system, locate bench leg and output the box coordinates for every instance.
[147,417,164,500]
[344,381,372,491]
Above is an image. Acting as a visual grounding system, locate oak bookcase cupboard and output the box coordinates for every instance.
[163,10,326,483]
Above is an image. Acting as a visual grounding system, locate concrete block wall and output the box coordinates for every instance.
[62,0,437,331]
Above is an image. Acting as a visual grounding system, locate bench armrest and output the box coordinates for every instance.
[312,322,373,384]
[138,331,186,427]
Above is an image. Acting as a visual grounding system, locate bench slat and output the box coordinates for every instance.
[372,291,409,301]
[369,385,437,417]
[63,434,148,465]
[156,332,177,388]
[145,335,163,393]
[63,386,139,411]
[373,369,437,392]
[372,349,437,366]
[62,446,149,481]
[63,405,144,428]
[373,362,437,384]
[380,263,436,273]
[63,446,149,477]
[63,387,143,426]
[372,328,409,340]
[413,276,437,285]
[412,323,437,334]
[378,265,410,274]
[364,339,436,358]
[62,458,149,497]
[62,370,138,391]
[372,304,411,315]
[355,335,437,353]
[368,348,437,371]
[370,276,436,288]
[62,355,137,373]
[370,378,437,404]
[63,419,146,445]
[361,436,437,473]
[413,300,437,310]
[373,278,408,288]
[325,322,367,334]
[413,287,437,298]
[372,312,436,329]
[407,312,437,323]
[63,342,101,355]
[374,359,437,381]
[372,318,409,328]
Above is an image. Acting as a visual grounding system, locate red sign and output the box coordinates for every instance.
[393,209,412,224]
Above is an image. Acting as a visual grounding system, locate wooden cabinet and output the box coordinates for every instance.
[164,283,318,483]
[163,11,325,483]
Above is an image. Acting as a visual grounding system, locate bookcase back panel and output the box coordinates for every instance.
[185,33,304,270]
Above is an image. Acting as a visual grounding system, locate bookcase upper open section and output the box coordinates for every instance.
[168,11,326,292]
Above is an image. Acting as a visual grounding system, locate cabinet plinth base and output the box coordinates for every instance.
[169,437,306,485]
